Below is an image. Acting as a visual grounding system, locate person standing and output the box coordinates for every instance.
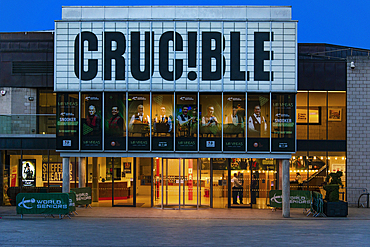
[232,172,243,204]
[296,172,303,190]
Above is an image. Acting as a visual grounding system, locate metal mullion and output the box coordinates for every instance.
[245,92,248,152]
[166,159,168,206]
[151,157,153,207]
[197,158,199,209]
[150,91,152,152]
[270,93,272,152]
[197,92,200,151]
[161,158,164,209]
[210,158,213,208]
[221,93,224,152]
[178,158,181,210]
[126,92,128,152]
[173,92,176,152]
[183,159,185,207]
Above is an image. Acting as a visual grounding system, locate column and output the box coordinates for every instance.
[92,157,99,202]
[79,157,86,188]
[62,157,70,193]
[282,159,290,218]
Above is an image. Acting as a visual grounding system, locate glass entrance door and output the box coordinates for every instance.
[154,158,210,209]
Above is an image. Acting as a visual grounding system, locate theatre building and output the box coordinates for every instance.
[1,6,369,210]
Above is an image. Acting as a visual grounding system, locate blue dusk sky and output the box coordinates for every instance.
[0,0,369,49]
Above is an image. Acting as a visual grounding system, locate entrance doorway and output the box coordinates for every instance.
[154,158,211,209]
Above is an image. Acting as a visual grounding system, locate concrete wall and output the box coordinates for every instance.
[347,56,370,204]
[0,87,37,134]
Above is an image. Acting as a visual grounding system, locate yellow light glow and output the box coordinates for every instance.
[314,156,316,160]
[342,157,345,160]
[321,156,324,159]
[335,157,337,160]
[292,157,295,160]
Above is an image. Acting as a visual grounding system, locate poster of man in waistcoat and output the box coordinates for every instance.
[247,94,270,151]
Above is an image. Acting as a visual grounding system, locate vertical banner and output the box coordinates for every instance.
[20,159,36,187]
[247,94,270,151]
[223,94,246,151]
[199,94,222,151]
[81,93,102,150]
[175,94,198,151]
[56,93,79,150]
[104,93,126,150]
[271,94,295,152]
[128,93,150,150]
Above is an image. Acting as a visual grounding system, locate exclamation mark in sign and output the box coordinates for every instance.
[187,32,197,80]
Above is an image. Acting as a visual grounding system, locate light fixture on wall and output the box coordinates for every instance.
[351,61,355,69]
[1,90,6,96]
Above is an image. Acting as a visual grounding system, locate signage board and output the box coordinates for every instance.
[16,193,69,215]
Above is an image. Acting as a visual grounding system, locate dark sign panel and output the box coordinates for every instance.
[272,94,295,152]
[56,93,79,150]
[81,93,102,150]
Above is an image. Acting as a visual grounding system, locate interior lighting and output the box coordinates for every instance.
[313,156,316,160]
[300,156,303,160]
[335,157,337,160]
[342,157,345,160]
[321,157,324,160]
[292,156,295,160]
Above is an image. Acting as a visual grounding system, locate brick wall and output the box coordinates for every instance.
[347,56,370,204]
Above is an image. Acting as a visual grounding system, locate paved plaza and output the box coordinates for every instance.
[1,207,370,246]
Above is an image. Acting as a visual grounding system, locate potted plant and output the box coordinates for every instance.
[323,171,348,217]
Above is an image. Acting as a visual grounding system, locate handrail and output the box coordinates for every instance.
[358,193,370,208]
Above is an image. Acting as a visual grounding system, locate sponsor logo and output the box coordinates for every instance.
[278,143,288,148]
[206,141,215,148]
[18,197,35,209]
[63,140,72,146]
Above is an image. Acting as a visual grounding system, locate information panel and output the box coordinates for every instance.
[56,93,79,150]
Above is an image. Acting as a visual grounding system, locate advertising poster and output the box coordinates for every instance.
[272,94,295,152]
[56,93,79,150]
[81,93,102,150]
[20,159,36,187]
[128,94,150,150]
[223,94,246,151]
[175,94,197,151]
[199,94,222,151]
[152,94,174,151]
[105,93,126,150]
[247,94,270,151]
